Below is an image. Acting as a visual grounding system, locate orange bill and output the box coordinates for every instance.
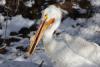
[27,18,55,56]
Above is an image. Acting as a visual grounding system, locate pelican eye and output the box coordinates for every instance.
[44,14,48,20]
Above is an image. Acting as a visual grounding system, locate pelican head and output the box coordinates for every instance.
[42,5,62,22]
[28,5,62,55]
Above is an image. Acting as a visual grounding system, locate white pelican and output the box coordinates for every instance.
[28,5,100,67]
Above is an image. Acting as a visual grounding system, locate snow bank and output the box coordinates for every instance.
[90,0,100,6]
[24,0,35,7]
[0,61,38,67]
[1,15,35,37]
[0,14,4,23]
[0,0,6,5]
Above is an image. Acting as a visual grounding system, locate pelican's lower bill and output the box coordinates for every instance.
[28,18,55,55]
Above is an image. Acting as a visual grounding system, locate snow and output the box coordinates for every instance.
[1,15,35,37]
[24,0,35,7]
[0,46,53,67]
[59,13,100,44]
[90,0,100,6]
[72,3,80,9]
[0,61,39,67]
[78,8,87,14]
[0,0,6,6]
[0,14,4,23]
[11,38,29,48]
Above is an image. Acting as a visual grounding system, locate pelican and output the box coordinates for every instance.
[28,5,100,67]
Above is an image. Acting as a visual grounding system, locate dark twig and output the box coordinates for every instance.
[15,0,20,13]
[38,61,44,67]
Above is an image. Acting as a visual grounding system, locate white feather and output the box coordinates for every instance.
[42,5,100,67]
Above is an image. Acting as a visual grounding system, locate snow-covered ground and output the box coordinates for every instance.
[0,0,6,6]
[0,15,35,37]
[24,0,35,7]
[90,0,100,6]
[0,14,53,67]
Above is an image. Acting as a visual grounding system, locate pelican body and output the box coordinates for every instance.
[28,5,100,67]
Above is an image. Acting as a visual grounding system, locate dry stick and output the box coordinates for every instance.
[38,61,44,67]
[2,8,9,48]
[4,6,12,11]
[15,0,20,13]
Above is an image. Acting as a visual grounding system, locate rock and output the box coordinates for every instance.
[18,27,30,35]
[29,23,38,31]
[0,43,7,54]
[10,32,18,36]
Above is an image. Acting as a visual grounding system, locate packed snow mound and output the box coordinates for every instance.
[0,61,39,67]
[0,0,6,5]
[24,0,35,7]
[90,0,100,6]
